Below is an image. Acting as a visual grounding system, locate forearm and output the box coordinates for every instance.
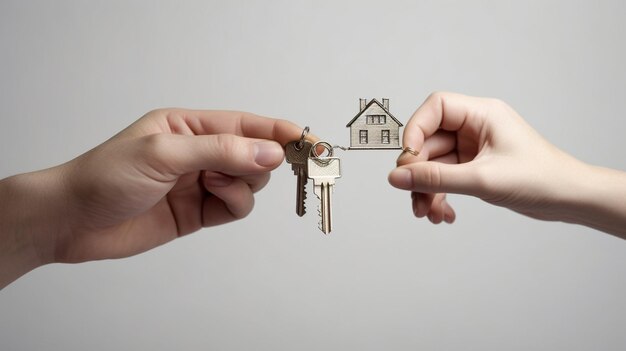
[0,168,66,289]
[562,164,626,239]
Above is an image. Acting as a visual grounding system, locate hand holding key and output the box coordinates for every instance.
[1,108,307,289]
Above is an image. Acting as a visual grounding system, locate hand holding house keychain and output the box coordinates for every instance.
[286,98,416,235]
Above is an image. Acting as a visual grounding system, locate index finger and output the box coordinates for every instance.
[403,92,488,151]
[141,109,312,147]
[188,110,309,146]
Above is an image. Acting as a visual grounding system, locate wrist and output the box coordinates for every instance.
[558,161,626,237]
[0,167,70,288]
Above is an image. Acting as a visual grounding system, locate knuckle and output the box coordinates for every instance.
[237,111,257,120]
[143,133,170,156]
[426,163,443,189]
[427,91,445,103]
[140,134,176,172]
[415,163,442,191]
[209,134,254,171]
[487,98,510,112]
[148,107,167,116]
[145,108,173,120]
[428,91,443,98]
[428,91,454,103]
[213,133,239,158]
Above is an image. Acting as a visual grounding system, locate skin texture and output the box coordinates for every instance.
[0,109,311,288]
[388,92,626,239]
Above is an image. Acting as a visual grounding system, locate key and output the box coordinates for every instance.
[308,156,341,234]
[285,140,313,217]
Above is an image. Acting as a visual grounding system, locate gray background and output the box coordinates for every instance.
[1,1,625,350]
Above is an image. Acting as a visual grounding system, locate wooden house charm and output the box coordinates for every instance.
[346,98,403,149]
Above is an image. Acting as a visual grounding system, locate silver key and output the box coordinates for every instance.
[308,153,341,234]
[285,140,313,217]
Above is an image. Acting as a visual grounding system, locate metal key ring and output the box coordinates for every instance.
[296,126,310,150]
[310,141,334,158]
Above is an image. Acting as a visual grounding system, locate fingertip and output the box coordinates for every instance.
[411,192,419,217]
[427,207,444,224]
[388,167,413,190]
[427,213,444,224]
[443,201,456,224]
[412,200,423,218]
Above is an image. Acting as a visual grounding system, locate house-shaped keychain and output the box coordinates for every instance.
[346,98,403,150]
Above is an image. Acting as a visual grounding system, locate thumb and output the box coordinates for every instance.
[139,133,285,177]
[388,161,483,196]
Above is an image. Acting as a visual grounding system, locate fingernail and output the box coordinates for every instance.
[254,141,284,167]
[204,171,233,187]
[389,168,413,189]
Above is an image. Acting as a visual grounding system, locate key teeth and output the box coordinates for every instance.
[317,203,321,218]
[316,199,330,235]
[302,188,308,215]
[317,204,324,233]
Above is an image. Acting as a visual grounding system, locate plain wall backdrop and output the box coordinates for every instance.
[1,1,625,350]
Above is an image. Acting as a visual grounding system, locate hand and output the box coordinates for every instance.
[1,109,306,287]
[388,92,626,237]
